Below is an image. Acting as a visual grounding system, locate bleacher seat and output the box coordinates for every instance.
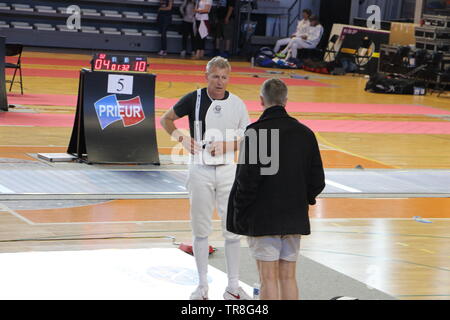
[81,9,101,16]
[81,26,100,33]
[142,29,159,36]
[57,24,78,32]
[12,4,34,12]
[0,3,11,10]
[143,13,157,21]
[167,31,182,38]
[34,23,56,31]
[11,21,33,30]
[101,10,122,18]
[123,11,143,19]
[35,6,57,14]
[1,0,207,53]
[121,28,142,36]
[100,27,122,35]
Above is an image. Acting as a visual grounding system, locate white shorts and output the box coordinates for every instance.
[247,235,301,262]
[186,163,240,240]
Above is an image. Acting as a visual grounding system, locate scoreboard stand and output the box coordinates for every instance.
[67,53,160,165]
[0,37,8,112]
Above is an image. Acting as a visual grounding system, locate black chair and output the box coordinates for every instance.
[324,34,339,61]
[435,69,450,97]
[428,52,449,97]
[5,44,23,95]
[353,36,374,75]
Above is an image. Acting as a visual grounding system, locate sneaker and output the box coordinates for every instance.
[180,50,186,57]
[275,52,286,58]
[223,286,252,300]
[190,286,209,300]
[158,50,167,56]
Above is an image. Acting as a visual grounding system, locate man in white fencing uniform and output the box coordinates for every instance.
[274,9,311,58]
[160,57,251,300]
[285,15,324,59]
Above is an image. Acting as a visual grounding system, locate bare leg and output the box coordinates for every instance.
[258,260,280,300]
[278,260,298,300]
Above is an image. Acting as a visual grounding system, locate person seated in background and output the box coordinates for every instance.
[283,15,323,60]
[273,9,312,58]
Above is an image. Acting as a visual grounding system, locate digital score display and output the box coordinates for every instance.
[91,53,148,73]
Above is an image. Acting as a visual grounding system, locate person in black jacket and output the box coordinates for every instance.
[227,78,325,300]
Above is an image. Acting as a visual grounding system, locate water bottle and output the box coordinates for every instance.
[251,57,255,68]
[409,52,416,68]
[253,283,260,300]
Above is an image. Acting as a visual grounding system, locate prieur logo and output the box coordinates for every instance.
[94,95,145,130]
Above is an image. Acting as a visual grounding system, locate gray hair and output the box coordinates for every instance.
[206,56,231,73]
[260,78,288,107]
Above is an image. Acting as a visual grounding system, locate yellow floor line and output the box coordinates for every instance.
[396,242,409,247]
[331,223,341,227]
[315,132,399,169]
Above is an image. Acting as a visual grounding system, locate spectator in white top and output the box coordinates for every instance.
[180,0,196,57]
[274,9,312,58]
[193,0,212,59]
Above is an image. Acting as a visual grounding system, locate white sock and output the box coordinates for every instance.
[225,239,241,290]
[193,236,209,288]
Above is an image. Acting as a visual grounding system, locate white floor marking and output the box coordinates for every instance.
[0,248,253,300]
[325,179,362,193]
[0,184,14,193]
[0,204,35,225]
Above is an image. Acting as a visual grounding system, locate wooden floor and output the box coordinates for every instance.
[1,48,450,300]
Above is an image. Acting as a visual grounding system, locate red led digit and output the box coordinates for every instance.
[111,64,117,71]
[138,61,147,72]
[102,59,111,70]
[123,64,130,72]
[99,53,106,59]
[94,59,102,70]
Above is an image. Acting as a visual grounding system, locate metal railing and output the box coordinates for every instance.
[287,0,302,36]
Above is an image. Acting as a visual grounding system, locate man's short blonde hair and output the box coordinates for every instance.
[260,78,288,107]
[206,56,231,73]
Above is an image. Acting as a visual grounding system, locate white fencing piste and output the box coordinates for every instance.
[0,248,252,300]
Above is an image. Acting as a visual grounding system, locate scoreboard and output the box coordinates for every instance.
[91,53,149,73]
